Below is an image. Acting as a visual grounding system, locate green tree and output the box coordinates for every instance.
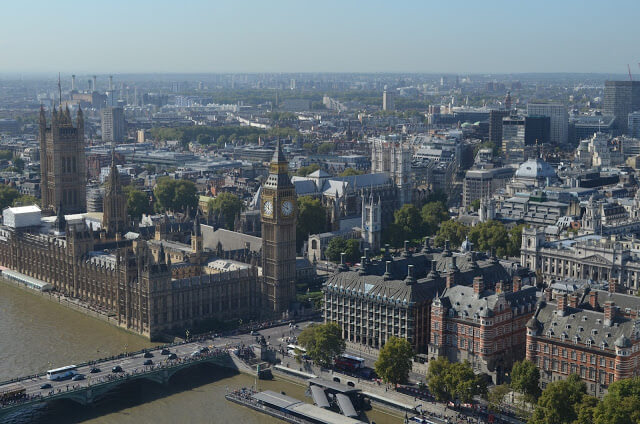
[325,237,347,262]
[374,336,413,387]
[153,178,198,212]
[468,220,509,256]
[510,359,541,402]
[426,357,486,403]
[0,184,20,210]
[12,194,38,207]
[123,186,152,220]
[434,220,469,250]
[576,395,599,424]
[345,239,361,263]
[296,164,321,177]
[425,189,448,205]
[208,192,243,230]
[297,322,345,367]
[12,157,24,172]
[317,142,334,154]
[593,377,640,424]
[302,142,317,153]
[507,224,526,257]
[421,201,449,235]
[339,168,363,177]
[530,374,587,424]
[386,204,423,246]
[487,384,511,413]
[469,199,480,212]
[296,196,327,250]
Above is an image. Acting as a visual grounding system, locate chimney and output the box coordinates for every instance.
[383,261,392,280]
[604,301,616,326]
[358,256,368,275]
[364,247,370,262]
[545,287,553,302]
[384,244,392,260]
[446,256,458,288]
[71,74,76,91]
[338,253,348,272]
[512,277,522,292]
[405,265,416,285]
[495,281,504,294]
[473,276,484,296]
[92,75,97,92]
[589,290,598,309]
[569,294,579,308]
[402,240,411,257]
[557,294,567,316]
[608,280,618,294]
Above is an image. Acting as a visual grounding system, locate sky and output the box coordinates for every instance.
[1,0,639,74]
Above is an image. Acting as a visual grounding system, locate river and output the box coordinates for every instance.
[0,281,403,424]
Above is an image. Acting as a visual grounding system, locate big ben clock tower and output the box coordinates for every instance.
[261,140,297,314]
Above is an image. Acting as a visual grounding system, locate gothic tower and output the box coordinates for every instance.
[102,148,128,237]
[39,105,87,214]
[261,140,297,314]
[361,192,381,252]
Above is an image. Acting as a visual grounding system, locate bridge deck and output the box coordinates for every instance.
[0,337,236,414]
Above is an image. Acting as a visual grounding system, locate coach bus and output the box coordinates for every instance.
[46,365,78,381]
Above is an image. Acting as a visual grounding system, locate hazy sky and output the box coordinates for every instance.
[1,0,639,74]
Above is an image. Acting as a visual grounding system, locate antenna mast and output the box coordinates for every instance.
[57,72,62,106]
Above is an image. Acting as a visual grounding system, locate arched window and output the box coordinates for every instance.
[311,240,317,249]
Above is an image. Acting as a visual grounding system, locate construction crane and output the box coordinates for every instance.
[629,64,633,81]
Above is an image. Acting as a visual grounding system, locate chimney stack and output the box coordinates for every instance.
[92,75,97,92]
[405,264,416,285]
[473,276,484,296]
[512,277,522,292]
[402,240,411,257]
[557,293,567,316]
[358,256,368,275]
[495,281,504,294]
[608,280,618,294]
[589,290,598,309]
[545,287,553,301]
[71,74,76,91]
[383,261,392,280]
[569,293,579,308]
[604,301,616,326]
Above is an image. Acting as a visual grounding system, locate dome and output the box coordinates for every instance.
[515,158,557,180]
[615,335,631,348]
[526,316,540,330]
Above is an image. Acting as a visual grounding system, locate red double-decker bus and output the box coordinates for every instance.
[334,354,365,372]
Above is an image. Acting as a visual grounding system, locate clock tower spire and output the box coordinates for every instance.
[261,140,297,314]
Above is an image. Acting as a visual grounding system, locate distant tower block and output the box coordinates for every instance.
[92,75,97,92]
[109,75,113,91]
[383,85,395,111]
[71,75,76,91]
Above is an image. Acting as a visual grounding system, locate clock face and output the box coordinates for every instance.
[263,200,273,217]
[281,200,293,216]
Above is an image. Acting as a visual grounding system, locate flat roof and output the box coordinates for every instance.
[308,377,359,394]
[252,390,302,409]
[288,403,365,424]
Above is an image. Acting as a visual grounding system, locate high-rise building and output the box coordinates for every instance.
[101,107,126,143]
[524,115,551,146]
[489,109,510,146]
[603,81,640,134]
[629,111,640,138]
[260,141,297,314]
[370,137,411,205]
[39,106,87,214]
[382,87,395,111]
[527,103,568,145]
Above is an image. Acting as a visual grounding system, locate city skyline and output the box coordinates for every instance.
[2,0,639,74]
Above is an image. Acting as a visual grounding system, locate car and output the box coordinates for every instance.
[89,367,101,374]
[112,365,123,373]
[200,347,209,353]
[40,383,52,389]
[168,353,178,360]
[143,352,154,358]
[143,359,153,366]
[161,348,170,355]
[72,374,85,381]
[333,377,340,383]
[191,351,201,357]
[250,330,258,336]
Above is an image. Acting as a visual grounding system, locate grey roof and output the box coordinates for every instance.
[293,179,319,195]
[531,300,640,352]
[436,284,537,319]
[202,226,262,253]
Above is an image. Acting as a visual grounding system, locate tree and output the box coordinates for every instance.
[339,168,363,177]
[374,336,413,386]
[421,201,449,235]
[529,374,586,424]
[487,384,511,413]
[317,142,334,154]
[124,186,152,220]
[468,220,509,256]
[593,377,640,424]
[12,158,24,172]
[208,192,243,230]
[576,395,599,424]
[12,195,38,207]
[424,189,447,205]
[0,184,20,210]
[434,220,469,250]
[469,199,480,212]
[345,239,361,263]
[426,356,486,403]
[387,204,423,246]
[296,196,327,250]
[296,164,321,177]
[510,359,541,402]
[153,178,198,212]
[507,224,526,257]
[297,322,345,367]
[325,237,347,262]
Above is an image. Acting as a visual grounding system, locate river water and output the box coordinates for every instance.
[0,281,402,424]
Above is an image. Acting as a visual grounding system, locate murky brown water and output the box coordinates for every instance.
[0,280,402,424]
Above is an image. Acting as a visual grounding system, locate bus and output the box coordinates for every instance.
[0,383,26,402]
[287,344,307,358]
[47,365,78,381]
[334,354,365,372]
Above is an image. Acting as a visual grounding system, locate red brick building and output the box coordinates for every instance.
[526,288,640,397]
[429,276,537,384]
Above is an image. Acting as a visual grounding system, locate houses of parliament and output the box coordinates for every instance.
[0,107,297,340]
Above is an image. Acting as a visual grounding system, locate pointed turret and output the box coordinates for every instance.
[193,209,201,237]
[272,139,286,164]
[54,202,66,234]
